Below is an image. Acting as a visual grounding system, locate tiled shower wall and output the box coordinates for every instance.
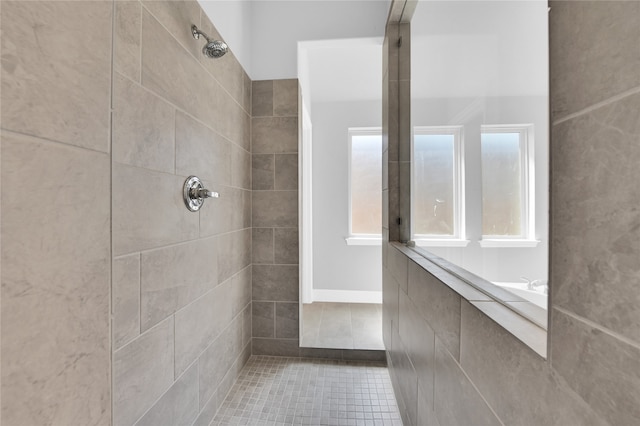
[383,1,640,425]
[2,0,253,425]
[1,2,112,424]
[111,1,252,426]
[250,79,301,356]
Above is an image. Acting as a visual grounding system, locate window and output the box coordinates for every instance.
[412,126,465,245]
[480,125,534,243]
[348,128,382,243]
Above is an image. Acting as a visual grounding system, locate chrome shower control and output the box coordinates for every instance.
[183,176,219,212]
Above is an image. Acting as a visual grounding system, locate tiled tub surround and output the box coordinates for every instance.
[212,356,402,426]
[383,1,640,426]
[110,2,251,426]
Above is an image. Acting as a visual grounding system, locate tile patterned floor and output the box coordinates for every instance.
[301,303,384,350]
[212,356,402,426]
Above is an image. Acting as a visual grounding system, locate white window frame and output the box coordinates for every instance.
[479,124,537,247]
[411,126,467,247]
[346,127,382,245]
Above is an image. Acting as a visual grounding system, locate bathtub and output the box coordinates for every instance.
[493,282,548,309]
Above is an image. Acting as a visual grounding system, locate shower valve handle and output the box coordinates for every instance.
[193,188,219,199]
[183,176,219,212]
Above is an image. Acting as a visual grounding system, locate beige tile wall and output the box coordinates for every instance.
[384,1,640,425]
[1,2,112,425]
[111,2,252,426]
[2,0,252,425]
[250,79,302,356]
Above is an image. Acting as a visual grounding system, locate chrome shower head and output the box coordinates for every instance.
[191,25,228,59]
[203,40,228,58]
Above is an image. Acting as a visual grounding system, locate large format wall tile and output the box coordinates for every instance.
[274,228,299,264]
[141,10,222,133]
[1,1,111,152]
[276,302,299,338]
[141,0,202,60]
[388,245,408,292]
[274,154,298,190]
[198,315,244,408]
[408,260,461,360]
[252,338,300,357]
[399,289,435,408]
[434,338,501,426]
[382,267,399,349]
[114,0,141,82]
[140,237,218,331]
[113,318,174,426]
[252,80,274,117]
[252,154,275,190]
[549,1,640,119]
[113,254,141,350]
[253,228,274,264]
[273,79,299,117]
[216,229,251,283]
[252,117,298,154]
[252,265,299,302]
[228,266,252,319]
[175,111,231,187]
[113,73,175,173]
[252,302,275,338]
[1,132,110,426]
[460,301,603,425]
[252,190,298,227]
[389,327,417,426]
[135,362,199,426]
[551,308,640,425]
[231,143,251,190]
[175,283,233,376]
[199,186,251,237]
[113,163,199,255]
[198,16,245,107]
[551,92,640,343]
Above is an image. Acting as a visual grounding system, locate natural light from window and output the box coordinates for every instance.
[349,128,382,237]
[412,126,465,244]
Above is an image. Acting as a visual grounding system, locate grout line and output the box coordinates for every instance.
[553,306,640,352]
[115,227,252,259]
[109,2,116,424]
[140,3,251,116]
[114,68,251,156]
[553,86,640,125]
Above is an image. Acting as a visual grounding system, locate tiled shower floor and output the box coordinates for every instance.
[212,356,402,426]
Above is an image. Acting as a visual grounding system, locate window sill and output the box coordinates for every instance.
[345,237,382,246]
[410,239,470,248]
[479,239,540,248]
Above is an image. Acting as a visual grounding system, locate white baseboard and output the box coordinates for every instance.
[311,289,382,304]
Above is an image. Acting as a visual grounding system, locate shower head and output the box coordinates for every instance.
[191,25,228,59]
[203,40,228,58]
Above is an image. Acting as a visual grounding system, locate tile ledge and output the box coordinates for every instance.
[390,241,548,359]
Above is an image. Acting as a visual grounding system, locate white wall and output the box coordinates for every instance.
[200,0,390,80]
[312,100,382,293]
[250,1,389,80]
[199,0,253,74]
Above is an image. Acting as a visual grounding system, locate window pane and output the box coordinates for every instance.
[481,132,522,236]
[351,134,382,235]
[414,134,455,235]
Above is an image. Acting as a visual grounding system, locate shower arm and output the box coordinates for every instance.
[192,25,212,42]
